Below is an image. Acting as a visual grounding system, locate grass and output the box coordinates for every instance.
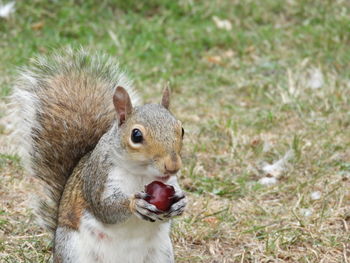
[1,0,349,262]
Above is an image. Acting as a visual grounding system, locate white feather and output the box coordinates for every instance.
[0,1,15,18]
[310,191,321,200]
[259,177,277,186]
[262,150,294,178]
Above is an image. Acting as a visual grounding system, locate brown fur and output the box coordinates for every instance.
[57,154,90,230]
[13,49,183,236]
[30,72,117,232]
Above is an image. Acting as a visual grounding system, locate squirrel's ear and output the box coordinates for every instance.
[161,86,170,109]
[113,86,133,126]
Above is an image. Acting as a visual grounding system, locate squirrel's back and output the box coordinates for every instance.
[10,48,140,232]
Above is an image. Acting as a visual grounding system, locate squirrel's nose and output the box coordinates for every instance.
[164,154,182,174]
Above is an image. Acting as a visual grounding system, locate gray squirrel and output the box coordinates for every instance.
[10,49,187,263]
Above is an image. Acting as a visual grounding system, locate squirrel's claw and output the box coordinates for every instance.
[135,211,155,222]
[162,190,187,219]
[166,197,187,218]
[131,190,186,221]
[132,193,163,222]
[135,192,151,199]
[172,191,186,203]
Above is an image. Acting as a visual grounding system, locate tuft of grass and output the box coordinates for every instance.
[1,0,350,262]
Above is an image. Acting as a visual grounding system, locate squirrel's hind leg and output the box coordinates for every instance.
[144,236,175,263]
[53,226,79,263]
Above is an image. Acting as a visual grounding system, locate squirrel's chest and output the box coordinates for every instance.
[77,211,172,263]
[103,166,152,197]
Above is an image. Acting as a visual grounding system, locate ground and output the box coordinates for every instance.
[0,0,349,262]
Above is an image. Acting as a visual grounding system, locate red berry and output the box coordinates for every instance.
[144,181,175,212]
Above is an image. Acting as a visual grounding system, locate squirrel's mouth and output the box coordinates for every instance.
[156,174,171,182]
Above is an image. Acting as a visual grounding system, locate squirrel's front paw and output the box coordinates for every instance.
[130,192,163,222]
[163,190,187,219]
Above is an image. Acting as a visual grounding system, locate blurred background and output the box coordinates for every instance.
[0,0,349,262]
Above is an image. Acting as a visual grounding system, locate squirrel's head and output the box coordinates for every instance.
[113,86,184,181]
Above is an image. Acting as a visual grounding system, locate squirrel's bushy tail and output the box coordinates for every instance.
[10,48,140,232]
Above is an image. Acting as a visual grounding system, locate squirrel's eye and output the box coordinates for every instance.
[131,129,143,143]
[181,127,185,138]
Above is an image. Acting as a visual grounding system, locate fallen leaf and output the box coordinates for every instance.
[212,16,232,31]
[206,56,222,65]
[202,216,219,226]
[223,49,234,58]
[245,45,255,54]
[31,21,45,31]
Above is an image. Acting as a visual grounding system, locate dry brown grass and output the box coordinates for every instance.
[169,67,350,262]
[2,64,349,262]
[1,0,350,262]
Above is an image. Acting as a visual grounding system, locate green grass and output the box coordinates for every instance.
[1,0,350,262]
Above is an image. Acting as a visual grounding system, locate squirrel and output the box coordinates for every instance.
[10,48,187,263]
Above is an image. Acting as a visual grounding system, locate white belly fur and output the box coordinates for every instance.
[72,211,173,263]
[64,164,175,262]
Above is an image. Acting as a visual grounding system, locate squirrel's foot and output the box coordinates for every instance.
[163,190,187,219]
[130,192,164,222]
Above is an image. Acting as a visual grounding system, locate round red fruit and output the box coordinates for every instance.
[144,181,175,212]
